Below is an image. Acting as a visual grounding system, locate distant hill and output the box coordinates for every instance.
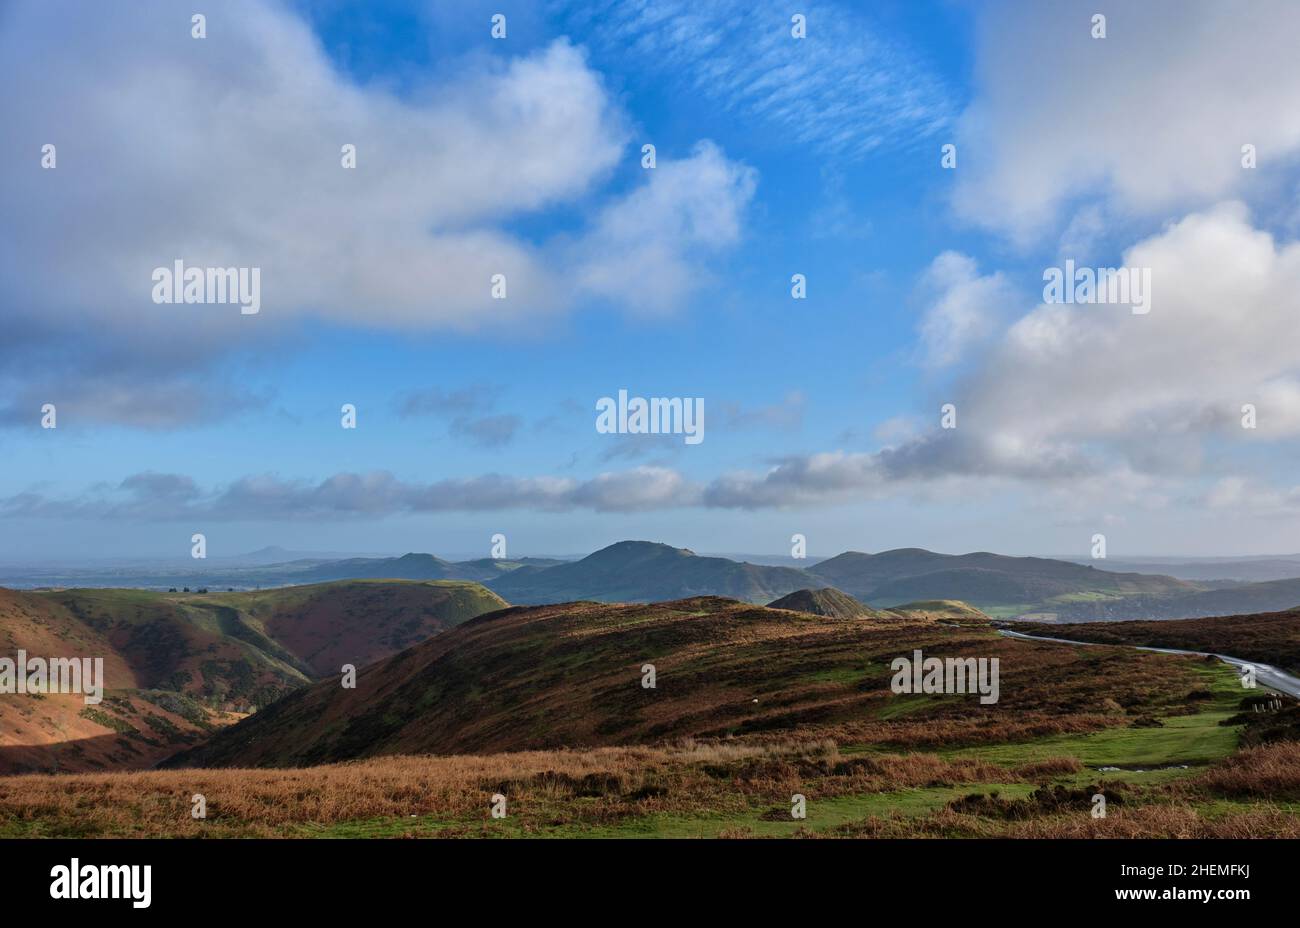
[1062,556,1300,583]
[807,549,1196,607]
[7,541,1295,621]
[165,594,1217,770]
[1042,577,1300,622]
[0,580,504,774]
[488,541,821,605]
[0,552,565,592]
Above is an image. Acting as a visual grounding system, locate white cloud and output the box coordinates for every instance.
[0,0,756,425]
[572,141,756,313]
[917,252,1013,367]
[955,0,1300,242]
[969,202,1300,448]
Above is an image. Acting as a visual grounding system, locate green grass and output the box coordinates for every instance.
[875,693,947,719]
[1047,591,1125,604]
[291,783,1038,839]
[978,605,1036,620]
[803,664,874,685]
[944,663,1244,771]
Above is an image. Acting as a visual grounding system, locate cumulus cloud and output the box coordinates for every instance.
[965,203,1300,448]
[572,141,757,313]
[916,252,1013,368]
[954,0,1300,242]
[10,203,1298,518]
[0,0,755,426]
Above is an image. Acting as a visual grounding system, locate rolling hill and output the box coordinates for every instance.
[166,593,1211,770]
[806,549,1196,607]
[0,580,505,773]
[1040,577,1300,622]
[487,541,822,604]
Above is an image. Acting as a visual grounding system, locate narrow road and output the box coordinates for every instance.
[997,627,1300,699]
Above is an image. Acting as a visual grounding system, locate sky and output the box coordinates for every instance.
[4,0,1300,562]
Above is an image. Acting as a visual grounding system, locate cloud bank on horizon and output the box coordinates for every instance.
[4,0,1300,558]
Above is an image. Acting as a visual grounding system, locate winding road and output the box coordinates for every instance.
[997,627,1300,699]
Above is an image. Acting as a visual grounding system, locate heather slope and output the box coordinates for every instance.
[1015,606,1300,675]
[0,581,505,773]
[168,594,1219,769]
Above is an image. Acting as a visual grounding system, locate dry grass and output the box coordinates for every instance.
[1188,741,1300,800]
[0,738,1024,837]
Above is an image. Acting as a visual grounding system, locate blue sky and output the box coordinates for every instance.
[4,0,1300,561]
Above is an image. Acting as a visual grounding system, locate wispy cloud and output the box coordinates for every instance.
[556,0,954,157]
[395,384,522,448]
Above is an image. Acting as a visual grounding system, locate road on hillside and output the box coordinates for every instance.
[997,627,1300,699]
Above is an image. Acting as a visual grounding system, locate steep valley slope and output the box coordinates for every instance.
[0,581,505,773]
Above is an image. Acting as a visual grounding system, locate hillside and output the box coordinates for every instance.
[488,541,821,604]
[0,581,505,773]
[1015,606,1300,675]
[194,580,508,676]
[167,594,1216,769]
[886,600,992,625]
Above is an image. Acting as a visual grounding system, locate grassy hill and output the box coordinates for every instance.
[0,580,505,774]
[193,580,508,677]
[488,541,821,604]
[167,593,1218,769]
[886,600,992,625]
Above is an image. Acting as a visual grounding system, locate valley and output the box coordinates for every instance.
[0,580,505,773]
